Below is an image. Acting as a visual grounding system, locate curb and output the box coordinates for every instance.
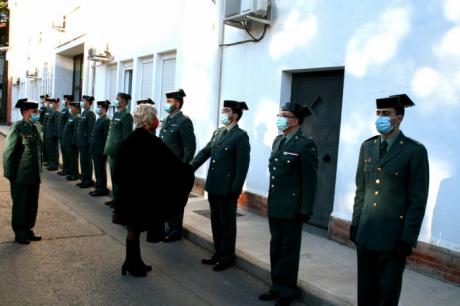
[182,225,354,306]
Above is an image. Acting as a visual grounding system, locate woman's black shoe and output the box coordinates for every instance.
[121,262,147,277]
[259,290,280,301]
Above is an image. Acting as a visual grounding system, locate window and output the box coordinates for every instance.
[140,60,153,99]
[123,68,133,96]
[72,54,83,101]
[159,57,176,119]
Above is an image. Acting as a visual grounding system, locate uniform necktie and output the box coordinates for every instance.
[380,140,388,159]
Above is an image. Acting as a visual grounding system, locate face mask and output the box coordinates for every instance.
[113,100,120,108]
[276,116,289,131]
[30,113,40,122]
[62,101,66,107]
[49,104,55,110]
[220,113,231,126]
[164,103,175,113]
[95,108,101,115]
[375,116,397,135]
[80,101,85,108]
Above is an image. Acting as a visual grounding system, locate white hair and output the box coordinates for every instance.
[134,104,157,128]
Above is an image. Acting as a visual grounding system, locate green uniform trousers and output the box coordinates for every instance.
[66,145,79,177]
[208,193,237,261]
[46,137,59,168]
[10,182,40,239]
[92,153,108,193]
[60,138,70,173]
[109,156,119,202]
[79,145,93,184]
[357,246,406,306]
[269,217,303,298]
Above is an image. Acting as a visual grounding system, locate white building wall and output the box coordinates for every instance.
[6,0,460,252]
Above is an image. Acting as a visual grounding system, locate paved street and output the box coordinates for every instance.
[0,135,300,306]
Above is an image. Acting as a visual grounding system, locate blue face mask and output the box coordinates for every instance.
[164,103,174,113]
[95,107,101,115]
[220,113,231,126]
[30,113,40,122]
[375,116,397,135]
[276,116,289,131]
[113,100,120,108]
[80,101,85,108]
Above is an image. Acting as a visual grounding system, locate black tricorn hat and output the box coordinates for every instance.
[82,95,95,103]
[223,100,249,111]
[281,102,311,118]
[15,98,39,110]
[137,98,155,105]
[376,94,415,109]
[69,101,81,107]
[40,94,49,99]
[46,98,60,103]
[63,95,74,101]
[117,92,132,101]
[166,89,186,99]
[97,100,111,107]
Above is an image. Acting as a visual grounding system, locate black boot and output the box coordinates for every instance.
[132,238,152,272]
[121,240,147,277]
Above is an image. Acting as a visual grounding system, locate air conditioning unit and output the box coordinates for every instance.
[88,48,113,63]
[224,0,270,26]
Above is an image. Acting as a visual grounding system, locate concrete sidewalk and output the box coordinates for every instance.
[183,198,460,306]
[1,124,458,306]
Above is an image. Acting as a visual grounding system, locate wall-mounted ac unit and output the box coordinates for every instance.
[26,68,39,79]
[88,48,113,63]
[224,0,270,27]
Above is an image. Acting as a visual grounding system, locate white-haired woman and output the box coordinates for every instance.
[113,104,194,277]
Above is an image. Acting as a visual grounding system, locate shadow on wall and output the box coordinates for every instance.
[247,123,271,193]
[431,165,460,249]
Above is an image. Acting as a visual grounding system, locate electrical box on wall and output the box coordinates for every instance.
[224,0,271,27]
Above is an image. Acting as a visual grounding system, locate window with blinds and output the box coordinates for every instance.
[140,60,153,99]
[159,57,176,120]
[108,66,117,117]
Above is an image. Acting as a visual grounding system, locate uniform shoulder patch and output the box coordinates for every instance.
[364,135,379,143]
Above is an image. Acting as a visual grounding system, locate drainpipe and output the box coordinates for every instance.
[215,0,225,128]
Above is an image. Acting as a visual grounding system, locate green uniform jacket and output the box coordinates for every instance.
[45,108,60,139]
[159,111,196,163]
[267,130,318,219]
[192,125,250,197]
[59,107,71,138]
[61,113,80,146]
[3,120,42,184]
[42,108,50,137]
[104,108,133,156]
[77,108,96,146]
[90,115,110,156]
[352,132,429,252]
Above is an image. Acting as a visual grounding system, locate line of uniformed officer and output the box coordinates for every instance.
[57,95,72,176]
[44,98,61,171]
[76,95,96,188]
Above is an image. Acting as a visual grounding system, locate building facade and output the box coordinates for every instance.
[6,0,460,283]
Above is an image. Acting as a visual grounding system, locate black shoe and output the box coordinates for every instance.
[163,234,182,243]
[201,256,220,265]
[79,181,95,189]
[57,171,68,176]
[139,260,152,272]
[66,175,79,181]
[213,259,235,271]
[259,291,280,301]
[27,234,42,241]
[121,262,147,277]
[90,190,109,197]
[76,182,82,187]
[47,167,58,171]
[275,297,294,306]
[15,237,30,245]
[105,200,114,207]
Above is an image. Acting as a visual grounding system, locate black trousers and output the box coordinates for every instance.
[109,156,119,202]
[46,137,59,168]
[10,182,40,239]
[269,217,303,298]
[60,138,69,173]
[66,145,79,177]
[166,208,184,237]
[357,246,407,306]
[79,145,93,184]
[208,193,237,261]
[92,153,108,192]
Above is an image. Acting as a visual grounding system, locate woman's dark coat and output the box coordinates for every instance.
[113,128,194,232]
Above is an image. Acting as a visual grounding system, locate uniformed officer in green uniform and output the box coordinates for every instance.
[41,96,50,165]
[350,94,429,306]
[58,95,73,176]
[38,94,48,125]
[259,102,318,306]
[45,98,61,171]
[192,100,250,271]
[104,92,133,207]
[160,89,196,242]
[62,101,81,181]
[76,95,96,188]
[3,98,43,245]
[89,100,111,197]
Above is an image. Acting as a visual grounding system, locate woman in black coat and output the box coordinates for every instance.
[113,104,194,277]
